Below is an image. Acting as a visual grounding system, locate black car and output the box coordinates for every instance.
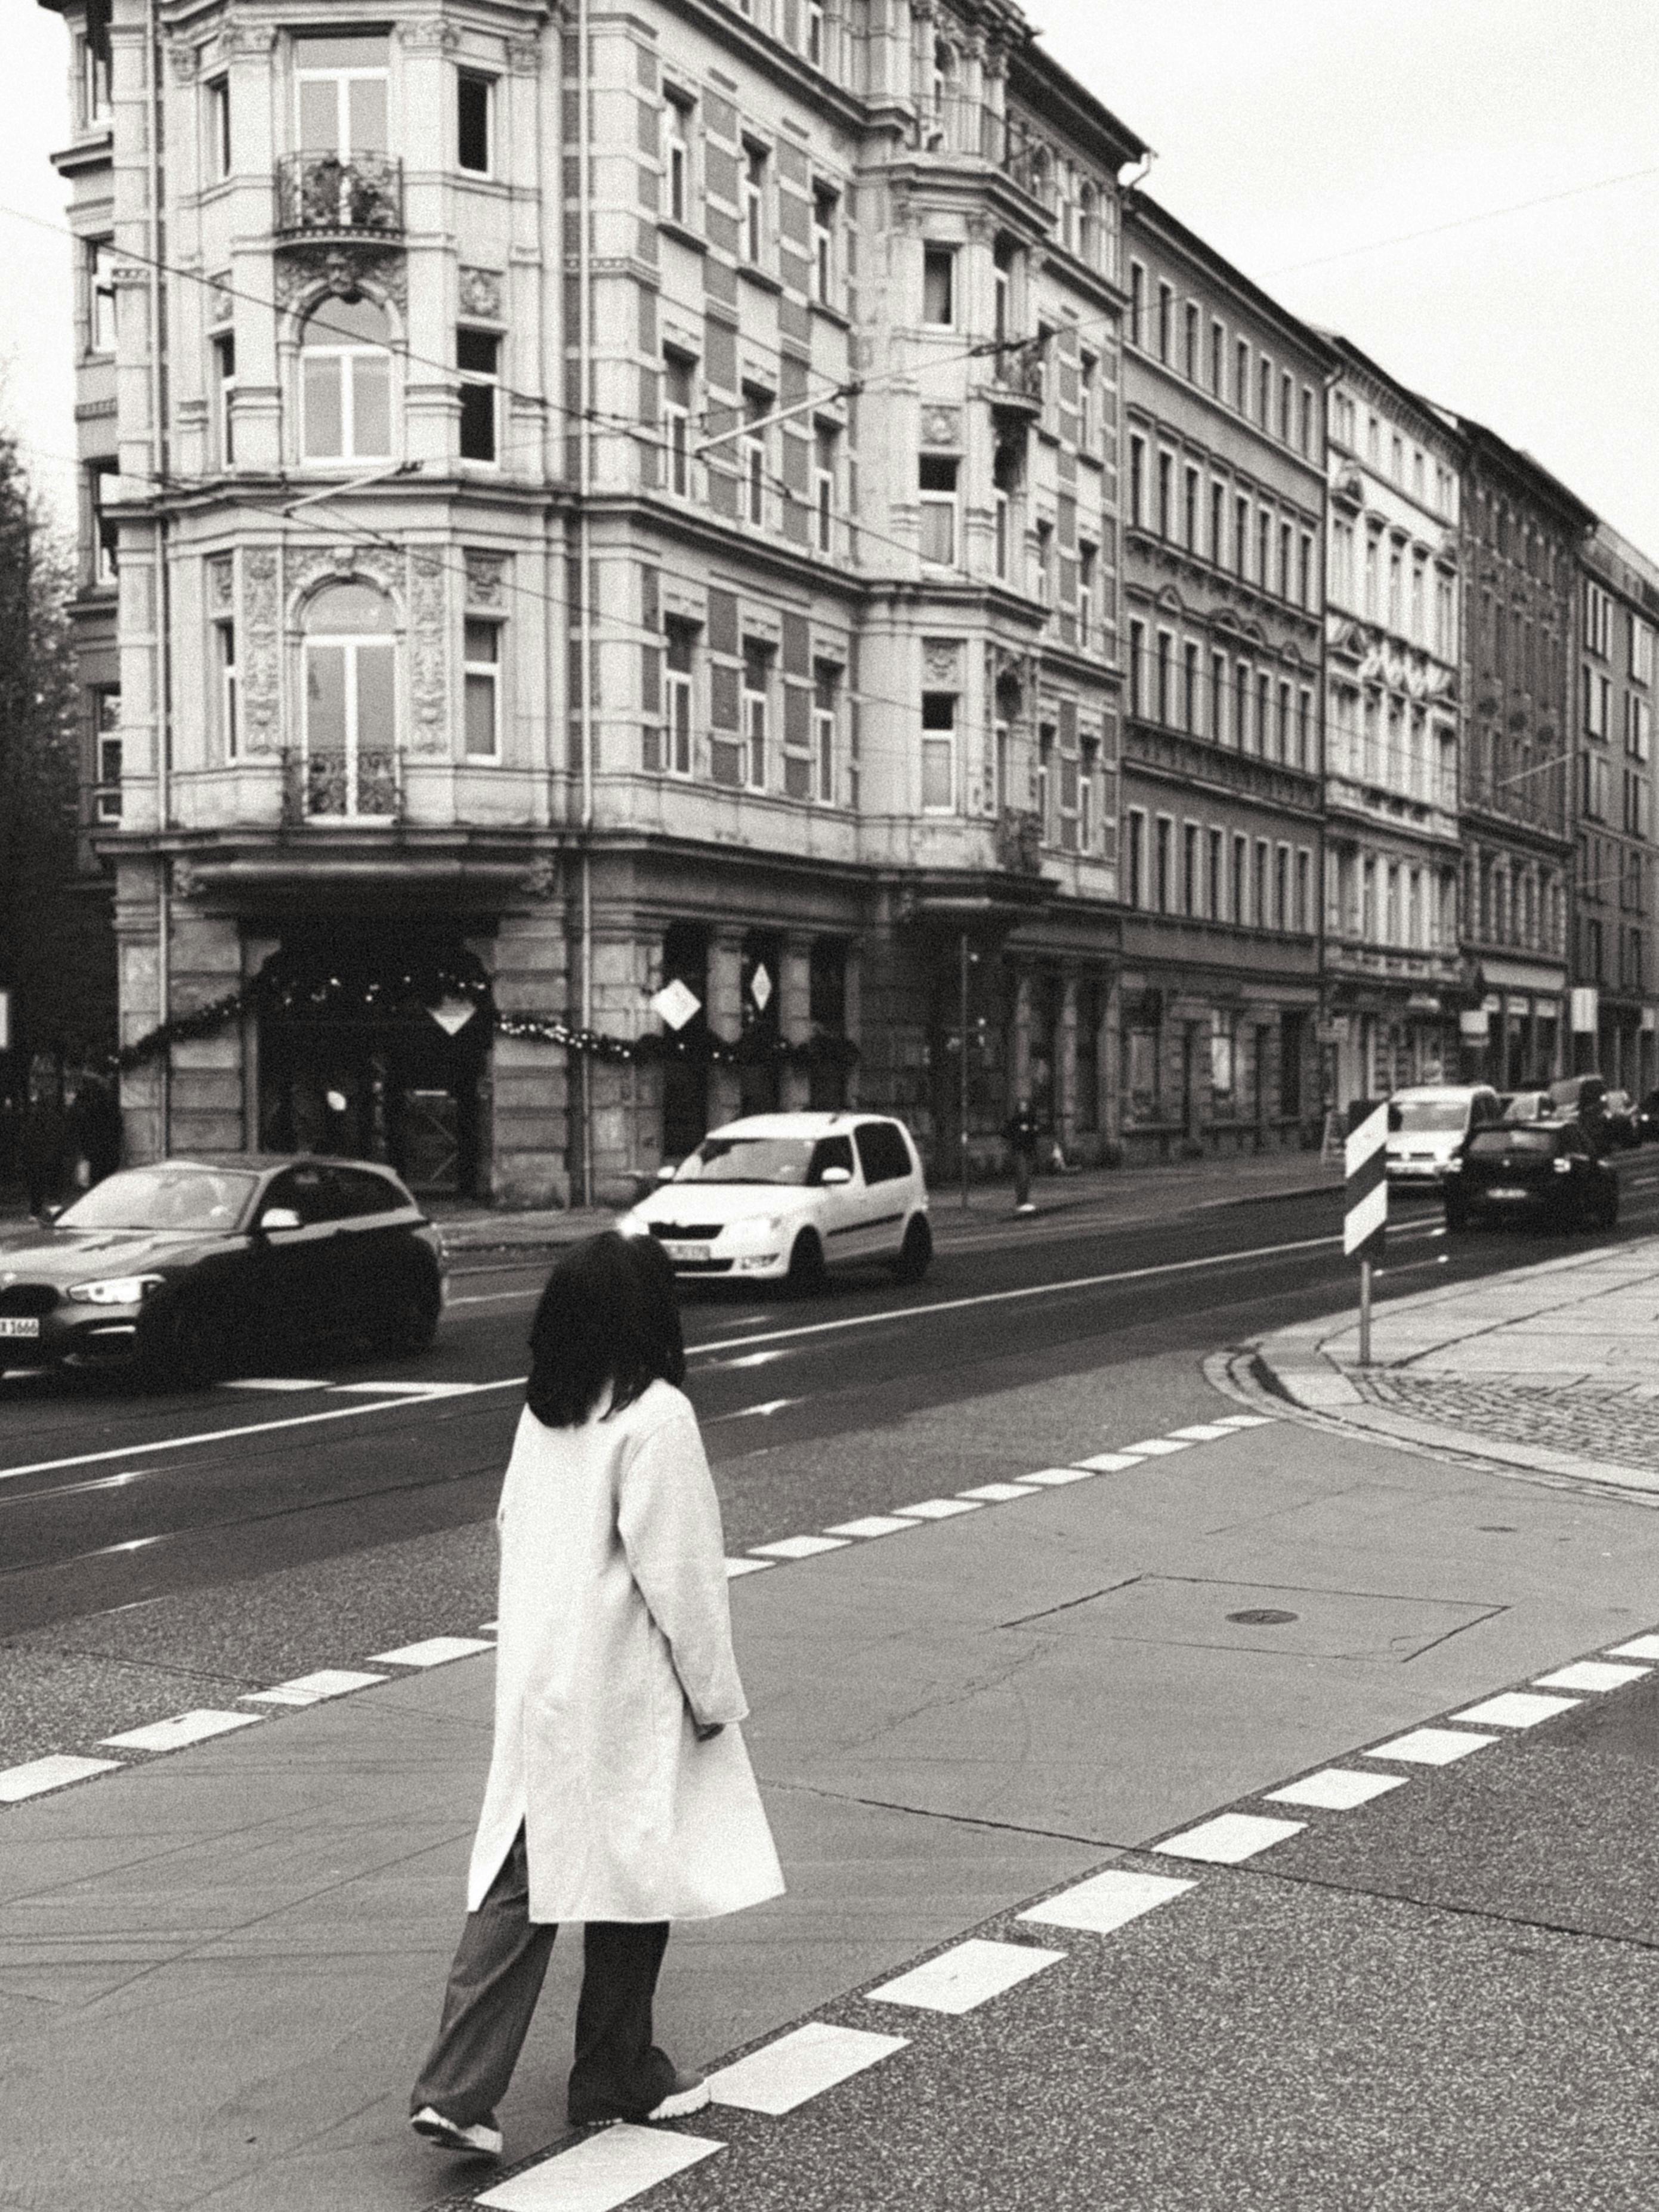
[1445,1121,1618,1234]
[0,1156,446,1388]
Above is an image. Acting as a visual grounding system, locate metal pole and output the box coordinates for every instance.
[1358,1255,1373,1368]
[959,929,970,1209]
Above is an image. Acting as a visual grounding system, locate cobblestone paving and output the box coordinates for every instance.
[1352,1374,1659,1473]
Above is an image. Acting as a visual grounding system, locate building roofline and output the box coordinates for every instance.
[1123,191,1342,372]
[1006,41,1149,171]
[1323,332,1464,453]
[1456,413,1597,533]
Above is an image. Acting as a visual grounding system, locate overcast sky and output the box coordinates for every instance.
[6,1,1659,553]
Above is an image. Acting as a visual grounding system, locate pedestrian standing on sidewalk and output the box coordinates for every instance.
[410,1230,784,2162]
[1003,1096,1041,1214]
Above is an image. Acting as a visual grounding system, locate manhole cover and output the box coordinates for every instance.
[1227,1607,1299,1626]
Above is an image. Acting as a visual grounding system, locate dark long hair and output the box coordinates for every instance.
[525,1231,687,1428]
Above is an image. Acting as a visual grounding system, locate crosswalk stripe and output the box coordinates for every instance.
[1453,1691,1580,1729]
[957,1481,1039,1502]
[1606,1634,1659,1660]
[0,1754,122,1802]
[99,1710,262,1753]
[1018,1867,1195,1934]
[475,2123,723,2210]
[1265,1768,1406,1811]
[1154,1812,1306,1863]
[868,1938,1064,2015]
[749,1535,849,1560]
[706,2022,907,2115]
[823,1515,920,1539]
[1363,1725,1497,1766]
[241,1670,387,1707]
[1533,1660,1650,1694]
[891,1497,983,1518]
[1018,1466,1097,1486]
[366,1636,493,1667]
[725,1557,775,1578]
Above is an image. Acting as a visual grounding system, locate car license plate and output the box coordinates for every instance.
[1487,1186,1530,1201]
[0,1317,41,1338]
[663,1242,712,1263]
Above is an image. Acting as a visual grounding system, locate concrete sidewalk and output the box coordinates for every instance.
[11,1368,1659,2210]
[430,1147,1343,1255]
[1253,1234,1659,1495]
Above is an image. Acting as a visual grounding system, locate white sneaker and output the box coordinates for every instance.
[411,2106,503,2158]
[647,2072,710,2120]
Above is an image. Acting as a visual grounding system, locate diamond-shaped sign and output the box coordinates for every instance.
[651,979,702,1032]
[428,996,478,1036]
[749,963,773,1013]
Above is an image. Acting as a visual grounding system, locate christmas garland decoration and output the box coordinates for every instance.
[112,964,859,1075]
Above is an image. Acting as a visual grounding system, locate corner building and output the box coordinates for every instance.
[1321,339,1465,1108]
[1573,524,1659,1091]
[1117,196,1335,1158]
[1455,419,1592,1090]
[41,0,1145,1204]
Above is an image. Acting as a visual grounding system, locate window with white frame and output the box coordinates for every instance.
[742,641,770,787]
[93,688,122,821]
[79,35,112,127]
[918,453,958,565]
[922,245,956,326]
[1128,434,1147,528]
[212,332,236,466]
[1156,281,1173,362]
[1034,518,1054,606]
[663,619,695,775]
[813,187,837,306]
[1077,543,1095,651]
[458,327,499,463]
[665,94,693,225]
[662,352,693,496]
[214,615,238,759]
[1632,613,1654,687]
[1080,735,1098,849]
[814,423,836,555]
[88,240,116,356]
[207,77,233,181]
[295,33,388,157]
[920,689,956,812]
[458,70,493,175]
[464,618,502,756]
[300,293,392,460]
[1127,618,1146,716]
[808,0,826,67]
[301,580,397,818]
[1585,580,1614,658]
[88,460,118,585]
[743,388,771,526]
[1627,692,1651,762]
[743,142,768,265]
[1128,261,1145,348]
[814,663,838,802]
[1278,372,1292,442]
[1212,651,1229,745]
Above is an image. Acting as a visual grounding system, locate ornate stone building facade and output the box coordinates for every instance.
[1321,339,1465,1109]
[1573,523,1659,1092]
[42,0,1144,1202]
[1454,417,1592,1091]
[1117,196,1334,1158]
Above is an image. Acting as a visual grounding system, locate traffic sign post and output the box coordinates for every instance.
[1343,1100,1389,1366]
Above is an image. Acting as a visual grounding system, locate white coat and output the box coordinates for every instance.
[466,1378,785,1925]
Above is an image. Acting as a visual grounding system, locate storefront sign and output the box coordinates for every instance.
[1459,1009,1490,1039]
[427,997,478,1037]
[1571,987,1599,1034]
[651,979,702,1032]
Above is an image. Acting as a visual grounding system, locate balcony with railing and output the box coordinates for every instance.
[283,745,401,826]
[275,151,404,243]
[913,98,1059,216]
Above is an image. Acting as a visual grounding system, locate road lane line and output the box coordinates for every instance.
[100,1710,262,1753]
[706,2023,907,2116]
[1154,1812,1306,1863]
[0,1754,122,1802]
[1263,1769,1407,1811]
[477,2124,723,2210]
[1362,1726,1496,1765]
[1019,1868,1195,1934]
[1533,1659,1649,1693]
[868,1938,1065,2015]
[367,1635,494,1667]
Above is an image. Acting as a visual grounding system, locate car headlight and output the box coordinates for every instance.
[616,1212,652,1239]
[729,1213,786,1244]
[1552,1158,1574,1175]
[1443,1159,1462,1175]
[66,1273,165,1305]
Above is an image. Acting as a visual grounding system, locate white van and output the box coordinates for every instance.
[1386,1084,1503,1184]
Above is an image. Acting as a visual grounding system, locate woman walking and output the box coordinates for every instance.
[410,1231,784,2160]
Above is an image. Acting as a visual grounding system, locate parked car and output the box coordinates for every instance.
[1500,1090,1553,1125]
[0,1156,445,1388]
[1445,1120,1619,1234]
[620,1111,932,1290]
[1547,1075,1614,1155]
[1385,1085,1503,1186]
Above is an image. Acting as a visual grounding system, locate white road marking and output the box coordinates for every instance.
[1155,1812,1307,1863]
[1533,1660,1650,1693]
[957,1481,1040,1503]
[367,1635,494,1667]
[724,1557,774,1579]
[1454,1691,1580,1729]
[1210,1415,1276,1428]
[99,1709,263,1753]
[1122,1438,1192,1456]
[329,1379,481,1397]
[891,1497,983,1519]
[706,2022,907,2116]
[1363,1726,1497,1766]
[868,1938,1065,2015]
[218,1378,330,1393]
[476,2123,724,2210]
[749,1535,849,1560]
[1018,1466,1098,1486]
[241,1669,387,1707]
[1166,1423,1240,1441]
[709,1348,795,1369]
[1074,1452,1148,1472]
[1606,1634,1659,1661]
[1265,1769,1407,1811]
[1019,1868,1195,1935]
[711,1397,801,1422]
[0,1376,525,1485]
[823,1515,920,1539]
[0,1754,122,1802]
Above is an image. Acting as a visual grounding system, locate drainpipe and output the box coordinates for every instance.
[147,0,173,1156]
[576,0,595,1208]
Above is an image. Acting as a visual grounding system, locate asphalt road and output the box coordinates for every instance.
[6,1160,1659,1644]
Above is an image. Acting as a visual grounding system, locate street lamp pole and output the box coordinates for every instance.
[959,929,971,1209]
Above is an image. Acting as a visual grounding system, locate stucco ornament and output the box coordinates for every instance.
[459,267,504,321]
[240,549,282,752]
[920,405,962,448]
[464,550,508,607]
[923,638,963,683]
[276,248,407,313]
[408,551,450,753]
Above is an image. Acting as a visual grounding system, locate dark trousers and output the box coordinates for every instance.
[1012,1149,1034,1207]
[412,1827,673,2128]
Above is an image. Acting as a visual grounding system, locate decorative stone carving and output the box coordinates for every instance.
[206,553,235,612]
[520,857,557,899]
[240,549,282,752]
[286,543,403,606]
[464,550,508,607]
[920,404,961,448]
[168,42,200,83]
[459,265,504,321]
[407,551,449,753]
[208,273,234,325]
[274,246,406,314]
[397,18,462,49]
[172,859,203,899]
[221,23,276,55]
[507,33,542,72]
[923,638,963,683]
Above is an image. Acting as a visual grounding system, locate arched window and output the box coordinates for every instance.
[1078,182,1098,268]
[299,293,391,462]
[301,581,397,818]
